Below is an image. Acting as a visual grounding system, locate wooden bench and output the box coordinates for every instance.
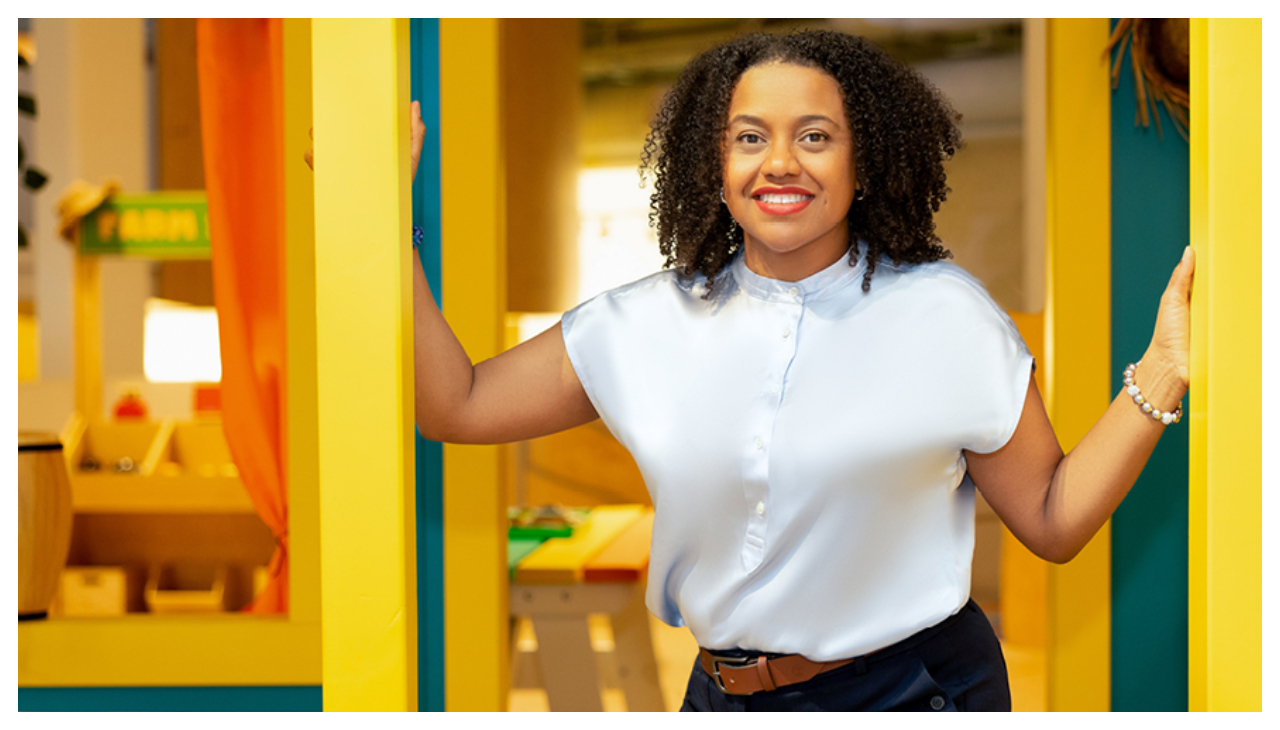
[509,505,662,711]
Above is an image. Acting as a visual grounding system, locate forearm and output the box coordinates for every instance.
[411,248,478,440]
[1038,351,1186,562]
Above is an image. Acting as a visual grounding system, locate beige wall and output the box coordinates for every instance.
[934,134,1026,312]
[581,82,667,168]
[25,18,153,425]
[503,19,582,313]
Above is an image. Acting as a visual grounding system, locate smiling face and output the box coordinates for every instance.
[723,62,858,281]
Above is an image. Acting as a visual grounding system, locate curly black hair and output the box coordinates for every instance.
[640,30,961,293]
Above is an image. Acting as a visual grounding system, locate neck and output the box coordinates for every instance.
[742,234,851,283]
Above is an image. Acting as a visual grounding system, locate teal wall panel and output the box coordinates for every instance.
[19,686,321,712]
[411,17,446,713]
[1109,18,1190,712]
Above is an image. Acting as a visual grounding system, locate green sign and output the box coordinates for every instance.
[79,191,211,258]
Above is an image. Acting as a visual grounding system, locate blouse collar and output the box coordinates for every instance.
[730,240,869,304]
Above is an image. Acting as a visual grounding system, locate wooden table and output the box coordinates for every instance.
[509,505,663,712]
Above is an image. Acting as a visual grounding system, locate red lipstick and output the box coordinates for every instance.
[751,186,815,215]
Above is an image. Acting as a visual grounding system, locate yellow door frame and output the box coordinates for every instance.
[1187,17,1262,713]
[312,18,418,711]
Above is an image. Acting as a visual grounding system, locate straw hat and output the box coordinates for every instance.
[56,179,121,242]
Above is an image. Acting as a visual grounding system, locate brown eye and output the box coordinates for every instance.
[739,133,763,144]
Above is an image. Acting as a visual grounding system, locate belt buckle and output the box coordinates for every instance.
[706,653,755,694]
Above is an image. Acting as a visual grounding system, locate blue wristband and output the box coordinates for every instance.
[412,224,424,251]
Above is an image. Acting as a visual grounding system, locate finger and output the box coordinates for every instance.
[303,149,314,171]
[1185,248,1195,301]
[1177,246,1195,300]
[411,102,426,135]
[1164,247,1190,296]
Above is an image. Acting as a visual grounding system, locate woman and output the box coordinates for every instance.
[328,29,1192,712]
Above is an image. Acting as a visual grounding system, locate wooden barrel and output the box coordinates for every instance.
[18,432,74,620]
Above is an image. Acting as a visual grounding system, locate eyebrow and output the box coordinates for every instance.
[728,114,841,128]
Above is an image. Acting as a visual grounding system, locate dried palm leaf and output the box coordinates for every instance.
[1105,19,1190,141]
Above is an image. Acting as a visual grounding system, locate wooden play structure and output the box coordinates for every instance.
[17,18,1260,712]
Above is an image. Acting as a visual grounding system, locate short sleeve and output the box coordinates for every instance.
[929,267,1036,455]
[558,273,671,449]
[559,293,611,426]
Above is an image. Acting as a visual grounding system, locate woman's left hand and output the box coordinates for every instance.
[1145,246,1195,390]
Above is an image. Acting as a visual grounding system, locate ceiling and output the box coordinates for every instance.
[581,18,1023,88]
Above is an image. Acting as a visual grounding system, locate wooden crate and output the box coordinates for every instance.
[51,566,129,617]
[145,564,228,614]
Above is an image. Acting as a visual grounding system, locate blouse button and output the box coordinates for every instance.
[755,501,766,516]
[788,286,799,298]
[754,437,764,450]
[782,326,791,338]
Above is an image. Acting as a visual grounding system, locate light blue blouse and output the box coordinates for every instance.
[560,243,1034,661]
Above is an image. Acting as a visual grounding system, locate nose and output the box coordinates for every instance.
[765,141,801,178]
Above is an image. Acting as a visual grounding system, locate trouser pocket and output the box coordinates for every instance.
[884,655,955,712]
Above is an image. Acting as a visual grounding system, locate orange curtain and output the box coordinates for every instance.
[196,18,288,613]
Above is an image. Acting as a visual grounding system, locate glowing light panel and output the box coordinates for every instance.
[143,297,222,383]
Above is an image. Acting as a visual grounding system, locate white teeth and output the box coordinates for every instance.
[757,194,811,204]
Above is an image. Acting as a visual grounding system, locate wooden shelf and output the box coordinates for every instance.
[71,474,255,514]
[62,415,255,514]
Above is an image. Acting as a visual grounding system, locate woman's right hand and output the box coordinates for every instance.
[303,101,427,183]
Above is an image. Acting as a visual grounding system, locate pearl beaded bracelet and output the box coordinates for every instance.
[1123,360,1182,425]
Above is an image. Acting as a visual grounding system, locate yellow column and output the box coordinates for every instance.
[312,18,417,711]
[1187,18,1262,713]
[281,17,320,628]
[440,18,509,711]
[1043,18,1111,712]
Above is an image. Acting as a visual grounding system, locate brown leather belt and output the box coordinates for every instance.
[697,602,977,696]
[699,648,859,695]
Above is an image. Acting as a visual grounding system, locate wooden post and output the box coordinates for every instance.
[281,15,321,636]
[440,18,509,711]
[1043,18,1112,712]
[312,18,417,711]
[1187,17,1262,713]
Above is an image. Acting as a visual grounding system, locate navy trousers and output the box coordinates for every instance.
[680,599,1012,711]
